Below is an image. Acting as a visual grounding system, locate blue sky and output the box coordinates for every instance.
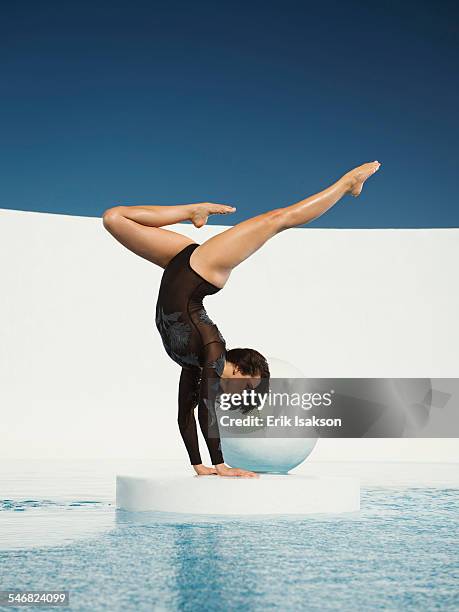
[1,0,458,227]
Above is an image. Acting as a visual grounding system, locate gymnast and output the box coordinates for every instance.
[102,161,380,477]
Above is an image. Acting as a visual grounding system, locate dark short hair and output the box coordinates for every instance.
[225,347,270,414]
[225,347,270,378]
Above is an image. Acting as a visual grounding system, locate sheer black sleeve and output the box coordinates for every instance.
[178,367,202,465]
[197,341,226,465]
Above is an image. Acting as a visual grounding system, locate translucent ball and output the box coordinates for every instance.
[220,357,318,474]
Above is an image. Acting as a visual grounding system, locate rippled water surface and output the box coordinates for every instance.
[1,462,458,611]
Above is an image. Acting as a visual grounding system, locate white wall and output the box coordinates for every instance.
[1,208,458,462]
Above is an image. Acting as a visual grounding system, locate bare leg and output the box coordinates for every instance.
[102,202,235,268]
[191,161,381,287]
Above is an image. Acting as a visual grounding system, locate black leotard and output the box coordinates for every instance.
[155,243,225,465]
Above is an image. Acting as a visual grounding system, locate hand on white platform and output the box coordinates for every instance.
[193,464,218,476]
[215,464,259,478]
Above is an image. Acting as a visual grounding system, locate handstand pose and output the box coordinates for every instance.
[103,161,381,477]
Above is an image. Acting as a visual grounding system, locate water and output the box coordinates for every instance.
[1,462,458,611]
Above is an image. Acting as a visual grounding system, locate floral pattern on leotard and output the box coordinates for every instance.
[155,306,200,367]
[210,352,226,377]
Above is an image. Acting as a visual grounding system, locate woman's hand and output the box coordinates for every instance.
[193,464,218,476]
[215,463,259,478]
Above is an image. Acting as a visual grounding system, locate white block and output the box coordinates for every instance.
[116,474,360,515]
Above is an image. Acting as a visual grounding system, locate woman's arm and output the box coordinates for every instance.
[178,367,217,475]
[197,341,226,466]
[198,342,258,478]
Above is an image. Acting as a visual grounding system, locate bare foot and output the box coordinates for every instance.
[193,464,218,476]
[343,161,381,197]
[190,202,236,228]
[215,464,259,478]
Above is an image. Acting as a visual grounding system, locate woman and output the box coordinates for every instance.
[103,161,381,477]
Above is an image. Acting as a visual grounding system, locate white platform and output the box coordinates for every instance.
[116,474,360,515]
